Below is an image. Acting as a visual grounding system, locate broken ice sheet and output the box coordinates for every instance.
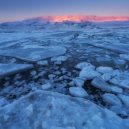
[0,63,33,78]
[0,46,66,62]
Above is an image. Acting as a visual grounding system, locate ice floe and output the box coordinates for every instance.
[51,56,68,62]
[75,62,95,70]
[102,93,122,106]
[110,72,129,89]
[37,60,48,66]
[118,94,129,108]
[96,66,113,74]
[73,77,85,87]
[79,67,100,80]
[0,46,66,62]
[120,54,129,61]
[101,73,112,82]
[0,91,128,129]
[91,77,123,94]
[69,87,88,98]
[0,63,33,78]
[42,83,53,90]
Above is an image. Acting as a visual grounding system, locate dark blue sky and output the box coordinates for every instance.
[0,0,129,22]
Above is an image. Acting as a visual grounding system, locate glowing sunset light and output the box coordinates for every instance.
[0,0,129,22]
[52,15,84,22]
[40,15,129,22]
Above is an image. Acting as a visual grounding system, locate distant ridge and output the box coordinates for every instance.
[1,15,129,24]
[39,15,129,22]
[0,15,129,27]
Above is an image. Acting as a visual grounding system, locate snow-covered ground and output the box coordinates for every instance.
[0,20,129,129]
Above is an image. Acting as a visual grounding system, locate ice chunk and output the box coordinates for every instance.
[48,74,56,79]
[114,59,126,65]
[102,93,122,106]
[110,72,129,89]
[120,54,129,61]
[42,83,53,90]
[79,68,100,80]
[73,77,85,87]
[75,62,95,70]
[101,73,112,82]
[0,98,9,107]
[91,77,111,92]
[0,91,127,129]
[0,63,33,78]
[96,66,113,74]
[51,56,68,62]
[112,70,121,77]
[69,87,88,98]
[0,46,66,62]
[37,60,48,66]
[110,106,127,116]
[91,77,123,94]
[118,94,129,107]
[110,86,123,94]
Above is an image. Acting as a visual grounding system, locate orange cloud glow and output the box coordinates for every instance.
[40,15,129,22]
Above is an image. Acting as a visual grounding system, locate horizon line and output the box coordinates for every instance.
[1,14,129,23]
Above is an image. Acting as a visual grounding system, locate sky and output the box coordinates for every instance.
[0,0,129,22]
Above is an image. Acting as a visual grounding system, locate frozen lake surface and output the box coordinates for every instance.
[0,21,129,129]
